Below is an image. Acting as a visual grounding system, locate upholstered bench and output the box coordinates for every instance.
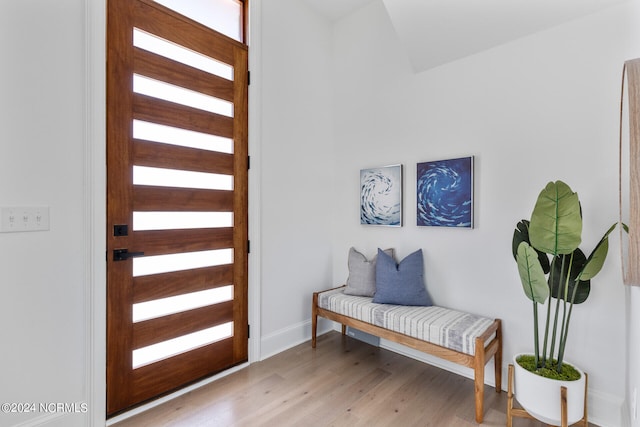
[311,286,502,424]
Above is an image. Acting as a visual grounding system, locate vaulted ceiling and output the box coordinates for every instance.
[301,0,629,72]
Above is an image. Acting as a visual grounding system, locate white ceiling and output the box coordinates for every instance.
[301,0,629,72]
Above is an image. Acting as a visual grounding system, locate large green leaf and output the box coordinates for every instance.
[550,250,591,304]
[512,220,551,274]
[517,242,549,304]
[529,181,582,255]
[577,222,617,281]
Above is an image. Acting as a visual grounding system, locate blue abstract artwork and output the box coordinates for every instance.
[360,165,402,226]
[417,156,473,228]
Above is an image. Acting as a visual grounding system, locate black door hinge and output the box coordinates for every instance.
[247,240,250,254]
[248,70,251,85]
[248,324,250,339]
[247,155,250,170]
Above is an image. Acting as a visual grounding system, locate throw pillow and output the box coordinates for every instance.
[373,248,432,306]
[344,247,394,297]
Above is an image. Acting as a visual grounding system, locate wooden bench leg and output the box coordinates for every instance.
[474,337,486,424]
[312,292,318,348]
[495,319,503,393]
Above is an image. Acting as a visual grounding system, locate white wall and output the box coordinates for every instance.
[259,0,336,357]
[0,1,92,426]
[330,1,640,426]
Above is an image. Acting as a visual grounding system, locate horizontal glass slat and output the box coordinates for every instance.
[132,322,233,368]
[133,120,233,154]
[133,286,233,323]
[133,248,234,277]
[133,166,233,190]
[133,74,233,117]
[133,211,233,231]
[134,28,233,80]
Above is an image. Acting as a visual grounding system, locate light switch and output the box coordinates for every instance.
[0,206,50,232]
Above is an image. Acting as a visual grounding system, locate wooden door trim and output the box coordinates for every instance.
[106,0,135,413]
[132,94,234,137]
[133,265,234,303]
[132,301,234,349]
[133,140,235,175]
[232,45,249,361]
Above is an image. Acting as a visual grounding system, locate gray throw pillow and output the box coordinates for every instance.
[344,247,394,297]
[372,248,432,306]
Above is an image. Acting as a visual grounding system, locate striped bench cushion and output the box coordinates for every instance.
[317,287,494,356]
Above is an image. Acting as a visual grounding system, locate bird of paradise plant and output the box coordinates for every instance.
[512,180,617,375]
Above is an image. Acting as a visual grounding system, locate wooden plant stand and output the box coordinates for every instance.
[507,364,588,427]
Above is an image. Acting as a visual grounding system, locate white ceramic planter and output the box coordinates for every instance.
[513,354,586,426]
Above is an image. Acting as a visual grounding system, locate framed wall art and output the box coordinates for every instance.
[360,164,403,226]
[416,156,474,228]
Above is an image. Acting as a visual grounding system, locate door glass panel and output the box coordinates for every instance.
[133,74,234,117]
[133,166,233,190]
[132,322,234,368]
[134,29,234,80]
[133,211,233,231]
[133,120,234,154]
[133,286,233,322]
[153,0,243,42]
[133,248,234,277]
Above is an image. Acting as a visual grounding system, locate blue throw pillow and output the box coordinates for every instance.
[373,248,432,306]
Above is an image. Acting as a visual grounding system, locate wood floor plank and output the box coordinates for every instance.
[235,367,343,425]
[112,331,596,427]
[333,352,425,423]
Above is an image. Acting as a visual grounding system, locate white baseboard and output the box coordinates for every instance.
[587,388,625,427]
[9,413,64,427]
[259,318,333,361]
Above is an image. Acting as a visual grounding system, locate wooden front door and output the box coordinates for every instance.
[106,0,248,415]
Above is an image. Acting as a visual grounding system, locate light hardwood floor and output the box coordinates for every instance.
[113,331,593,427]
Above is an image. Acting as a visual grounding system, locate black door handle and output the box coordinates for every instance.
[113,249,145,261]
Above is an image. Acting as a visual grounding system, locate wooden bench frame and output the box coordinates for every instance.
[311,286,502,424]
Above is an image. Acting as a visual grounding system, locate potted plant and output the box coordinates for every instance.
[511,180,617,425]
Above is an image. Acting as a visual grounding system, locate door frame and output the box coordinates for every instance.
[84,0,262,424]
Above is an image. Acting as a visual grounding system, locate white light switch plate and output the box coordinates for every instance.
[0,206,50,232]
